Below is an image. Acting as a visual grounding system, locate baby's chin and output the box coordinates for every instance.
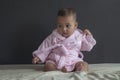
[62,34,70,38]
[57,31,71,38]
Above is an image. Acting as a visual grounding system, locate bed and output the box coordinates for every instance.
[0,63,120,80]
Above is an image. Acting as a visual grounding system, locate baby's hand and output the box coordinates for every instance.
[84,29,92,36]
[32,56,40,64]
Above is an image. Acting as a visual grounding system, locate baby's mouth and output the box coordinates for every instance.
[62,33,69,37]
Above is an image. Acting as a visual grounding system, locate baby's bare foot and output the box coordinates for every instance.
[75,61,88,72]
[61,67,67,72]
[44,63,57,71]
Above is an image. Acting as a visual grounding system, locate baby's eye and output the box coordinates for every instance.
[66,24,71,28]
[58,25,62,28]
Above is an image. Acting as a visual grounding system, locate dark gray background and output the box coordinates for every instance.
[0,0,120,64]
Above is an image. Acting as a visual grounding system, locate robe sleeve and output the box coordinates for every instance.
[32,34,53,63]
[80,33,96,51]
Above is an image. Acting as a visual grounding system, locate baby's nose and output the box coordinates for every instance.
[63,27,67,32]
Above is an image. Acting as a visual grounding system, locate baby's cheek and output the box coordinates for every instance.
[68,30,74,36]
[57,30,62,35]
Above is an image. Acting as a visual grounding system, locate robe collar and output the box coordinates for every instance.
[52,29,80,42]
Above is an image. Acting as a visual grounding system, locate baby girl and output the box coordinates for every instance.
[32,8,96,72]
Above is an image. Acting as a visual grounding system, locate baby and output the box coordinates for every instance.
[32,8,96,72]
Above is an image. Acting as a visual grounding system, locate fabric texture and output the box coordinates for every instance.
[0,64,120,80]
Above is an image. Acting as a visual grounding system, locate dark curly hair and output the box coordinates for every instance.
[57,8,77,21]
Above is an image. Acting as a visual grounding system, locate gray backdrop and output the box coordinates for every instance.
[0,0,120,64]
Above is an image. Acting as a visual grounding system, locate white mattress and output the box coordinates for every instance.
[0,63,120,80]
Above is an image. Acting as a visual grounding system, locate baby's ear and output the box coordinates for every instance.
[74,21,78,28]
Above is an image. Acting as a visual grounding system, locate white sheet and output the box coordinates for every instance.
[0,63,120,80]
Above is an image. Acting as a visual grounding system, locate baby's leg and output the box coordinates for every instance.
[44,63,57,71]
[74,61,88,72]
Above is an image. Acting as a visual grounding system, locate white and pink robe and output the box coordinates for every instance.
[33,28,96,71]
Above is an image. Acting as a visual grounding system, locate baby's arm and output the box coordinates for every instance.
[32,34,53,63]
[80,29,96,51]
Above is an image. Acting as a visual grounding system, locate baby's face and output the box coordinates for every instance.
[57,15,78,38]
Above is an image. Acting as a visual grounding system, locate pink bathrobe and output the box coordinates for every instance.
[33,28,96,71]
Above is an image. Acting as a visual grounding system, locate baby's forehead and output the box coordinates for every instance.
[57,15,76,21]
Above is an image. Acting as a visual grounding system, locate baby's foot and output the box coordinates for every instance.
[75,61,88,72]
[61,67,67,73]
